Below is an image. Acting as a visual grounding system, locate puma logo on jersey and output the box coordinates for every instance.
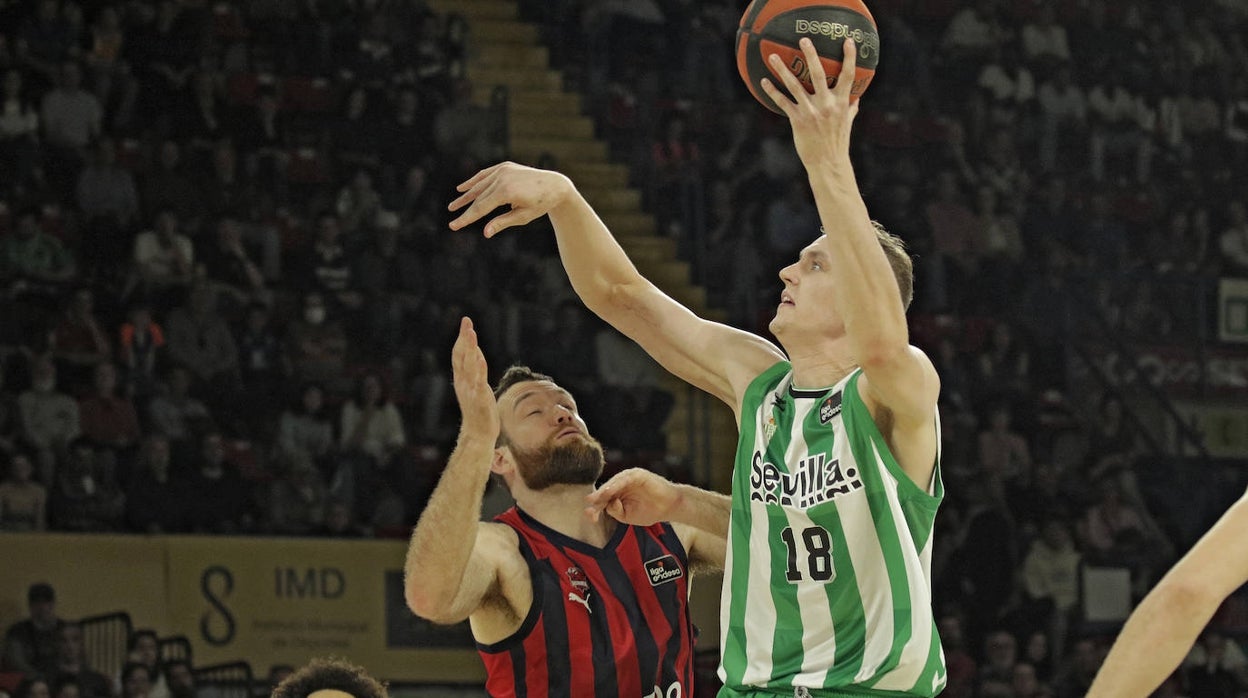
[568,591,592,613]
[750,451,862,508]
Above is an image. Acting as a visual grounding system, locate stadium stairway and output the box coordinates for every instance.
[425,0,738,490]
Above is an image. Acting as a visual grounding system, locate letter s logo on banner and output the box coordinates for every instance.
[200,566,236,646]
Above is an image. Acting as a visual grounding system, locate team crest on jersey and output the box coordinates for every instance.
[819,392,843,424]
[566,566,592,613]
[764,414,777,442]
[644,555,684,586]
[750,451,863,508]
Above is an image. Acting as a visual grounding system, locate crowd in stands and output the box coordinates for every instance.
[518,0,1248,696]
[1,582,295,698]
[2,0,1248,696]
[0,0,680,541]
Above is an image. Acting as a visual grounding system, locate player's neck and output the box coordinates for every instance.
[787,342,857,391]
[515,484,616,548]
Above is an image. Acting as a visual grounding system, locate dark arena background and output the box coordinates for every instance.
[2,0,1248,696]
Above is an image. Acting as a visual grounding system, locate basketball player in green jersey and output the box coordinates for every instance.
[448,37,946,697]
[1087,488,1248,697]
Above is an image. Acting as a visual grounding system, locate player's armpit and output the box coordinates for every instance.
[671,522,728,576]
[856,346,940,489]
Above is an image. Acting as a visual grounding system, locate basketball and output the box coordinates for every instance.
[736,0,880,114]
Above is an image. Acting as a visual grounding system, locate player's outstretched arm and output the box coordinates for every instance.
[405,318,516,625]
[762,38,939,484]
[448,163,783,414]
[585,468,729,572]
[1087,490,1248,698]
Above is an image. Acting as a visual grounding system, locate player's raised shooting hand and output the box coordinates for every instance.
[448,162,575,238]
[450,317,499,441]
[760,37,859,169]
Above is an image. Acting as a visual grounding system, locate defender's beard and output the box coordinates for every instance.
[510,433,605,491]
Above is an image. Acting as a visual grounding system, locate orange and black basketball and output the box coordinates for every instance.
[736,0,880,114]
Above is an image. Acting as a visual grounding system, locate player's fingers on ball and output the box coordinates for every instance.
[768,53,806,98]
[759,77,796,116]
[800,38,827,90]
[834,38,857,98]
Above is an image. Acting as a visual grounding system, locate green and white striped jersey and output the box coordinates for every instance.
[719,362,946,697]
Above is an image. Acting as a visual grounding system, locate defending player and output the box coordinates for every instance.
[448,38,945,697]
[404,318,728,697]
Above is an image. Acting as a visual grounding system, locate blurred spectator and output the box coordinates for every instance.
[177,70,228,150]
[146,365,213,446]
[380,86,437,178]
[164,282,241,397]
[179,430,252,535]
[1079,477,1164,585]
[432,78,500,166]
[1020,518,1081,659]
[83,5,132,115]
[123,433,183,534]
[140,140,203,228]
[18,356,80,485]
[0,452,46,531]
[117,303,165,402]
[51,287,112,390]
[942,0,1007,63]
[133,0,195,128]
[269,456,328,535]
[50,623,110,698]
[978,630,1018,695]
[1184,630,1248,695]
[50,437,124,531]
[11,678,50,698]
[334,169,383,239]
[354,209,429,359]
[117,662,152,698]
[293,212,362,312]
[75,136,138,232]
[129,208,195,299]
[1019,3,1070,70]
[332,87,383,173]
[77,361,141,456]
[163,660,194,698]
[198,139,249,220]
[198,215,268,309]
[1220,200,1248,275]
[50,677,78,698]
[938,613,978,698]
[316,498,366,538]
[977,402,1031,494]
[764,176,819,270]
[1036,64,1086,173]
[15,1,74,89]
[924,170,980,311]
[972,184,1024,311]
[0,68,42,193]
[275,382,334,473]
[338,372,404,468]
[593,326,672,452]
[284,291,348,390]
[1010,662,1043,698]
[1052,638,1102,698]
[235,86,287,190]
[235,301,285,425]
[2,582,62,675]
[1,205,77,285]
[40,60,101,192]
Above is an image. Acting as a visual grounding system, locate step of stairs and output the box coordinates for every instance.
[509,113,595,140]
[511,137,609,164]
[466,65,563,91]
[466,19,539,44]
[474,44,550,69]
[426,0,519,21]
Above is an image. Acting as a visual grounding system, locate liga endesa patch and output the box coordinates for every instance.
[645,555,684,586]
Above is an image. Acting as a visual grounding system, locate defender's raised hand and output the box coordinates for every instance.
[448,162,575,238]
[759,37,860,168]
[585,468,682,527]
[450,317,499,440]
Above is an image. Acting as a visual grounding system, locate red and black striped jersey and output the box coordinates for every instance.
[478,506,695,698]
